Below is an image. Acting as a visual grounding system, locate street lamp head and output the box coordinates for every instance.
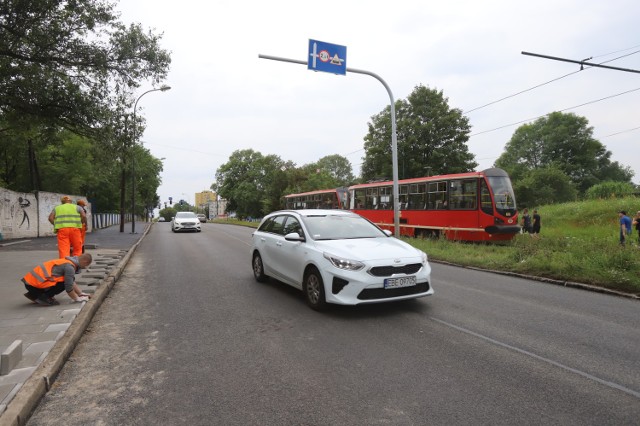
[160,85,171,91]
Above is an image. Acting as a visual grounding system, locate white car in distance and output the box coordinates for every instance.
[171,211,201,233]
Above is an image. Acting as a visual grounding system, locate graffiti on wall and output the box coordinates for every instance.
[0,188,93,240]
[0,190,38,239]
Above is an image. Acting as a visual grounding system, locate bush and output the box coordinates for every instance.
[585,181,635,199]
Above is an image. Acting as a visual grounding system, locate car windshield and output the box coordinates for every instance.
[176,212,196,218]
[302,214,386,240]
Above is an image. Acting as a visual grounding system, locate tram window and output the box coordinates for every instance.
[353,189,366,209]
[408,183,426,209]
[399,185,408,209]
[480,180,493,214]
[449,179,477,210]
[427,181,447,209]
[366,188,378,209]
[379,187,392,209]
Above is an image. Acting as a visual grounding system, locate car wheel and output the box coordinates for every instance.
[303,267,326,311]
[252,252,268,283]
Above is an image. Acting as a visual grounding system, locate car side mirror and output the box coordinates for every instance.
[382,230,393,237]
[284,232,305,242]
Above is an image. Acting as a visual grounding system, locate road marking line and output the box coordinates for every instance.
[430,316,640,399]
[212,227,252,246]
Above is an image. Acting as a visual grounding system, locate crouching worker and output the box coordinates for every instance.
[22,253,93,306]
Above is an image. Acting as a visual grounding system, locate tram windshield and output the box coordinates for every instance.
[487,176,517,215]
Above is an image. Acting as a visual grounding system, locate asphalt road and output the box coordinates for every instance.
[27,223,640,425]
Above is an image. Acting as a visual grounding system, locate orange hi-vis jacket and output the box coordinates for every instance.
[21,258,75,289]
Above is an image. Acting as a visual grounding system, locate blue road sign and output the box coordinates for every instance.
[308,39,347,75]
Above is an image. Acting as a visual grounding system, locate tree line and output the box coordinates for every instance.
[213,85,635,218]
[0,0,170,219]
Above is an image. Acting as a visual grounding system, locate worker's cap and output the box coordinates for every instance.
[61,196,72,203]
[77,199,87,206]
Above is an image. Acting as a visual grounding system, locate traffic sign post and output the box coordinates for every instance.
[308,39,346,75]
[259,41,400,236]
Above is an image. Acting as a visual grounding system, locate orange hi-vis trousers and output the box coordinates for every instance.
[56,227,83,258]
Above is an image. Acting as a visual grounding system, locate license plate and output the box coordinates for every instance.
[384,276,416,289]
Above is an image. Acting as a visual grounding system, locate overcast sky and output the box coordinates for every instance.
[116,0,639,208]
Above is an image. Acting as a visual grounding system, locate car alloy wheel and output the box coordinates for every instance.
[303,267,326,310]
[252,252,268,283]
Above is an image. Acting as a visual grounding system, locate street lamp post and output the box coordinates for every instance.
[131,85,171,233]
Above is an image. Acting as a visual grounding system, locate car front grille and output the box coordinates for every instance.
[357,282,430,300]
[368,263,423,277]
[180,221,197,226]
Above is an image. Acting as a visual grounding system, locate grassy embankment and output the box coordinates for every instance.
[411,198,640,296]
[214,198,640,296]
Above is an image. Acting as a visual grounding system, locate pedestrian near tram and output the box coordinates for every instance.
[521,208,532,234]
[619,211,632,245]
[77,199,88,253]
[632,211,640,245]
[530,210,541,238]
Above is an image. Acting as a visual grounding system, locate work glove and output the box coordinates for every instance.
[75,296,89,303]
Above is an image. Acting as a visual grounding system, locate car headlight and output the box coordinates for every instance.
[421,251,428,264]
[323,252,365,271]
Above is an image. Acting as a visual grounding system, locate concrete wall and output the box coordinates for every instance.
[0,189,38,240]
[0,188,97,241]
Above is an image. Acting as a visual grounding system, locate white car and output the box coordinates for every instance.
[171,211,201,232]
[251,209,433,310]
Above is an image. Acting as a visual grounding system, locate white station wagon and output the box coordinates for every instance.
[251,209,433,310]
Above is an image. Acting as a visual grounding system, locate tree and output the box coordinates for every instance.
[495,112,634,194]
[513,166,577,207]
[0,0,171,134]
[315,155,355,187]
[134,146,163,220]
[0,0,170,217]
[213,149,288,218]
[284,155,356,196]
[361,85,477,181]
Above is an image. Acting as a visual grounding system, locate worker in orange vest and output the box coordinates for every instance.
[48,195,86,258]
[77,199,88,253]
[22,254,93,306]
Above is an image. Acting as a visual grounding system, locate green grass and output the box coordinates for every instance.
[214,199,640,296]
[408,197,640,295]
[211,217,260,228]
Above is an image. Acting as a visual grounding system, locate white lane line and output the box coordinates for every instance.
[430,316,640,399]
[212,226,253,247]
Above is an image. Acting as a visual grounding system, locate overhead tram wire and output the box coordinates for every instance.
[463,70,581,114]
[341,46,640,162]
[464,46,640,115]
[470,86,640,137]
[600,126,640,139]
